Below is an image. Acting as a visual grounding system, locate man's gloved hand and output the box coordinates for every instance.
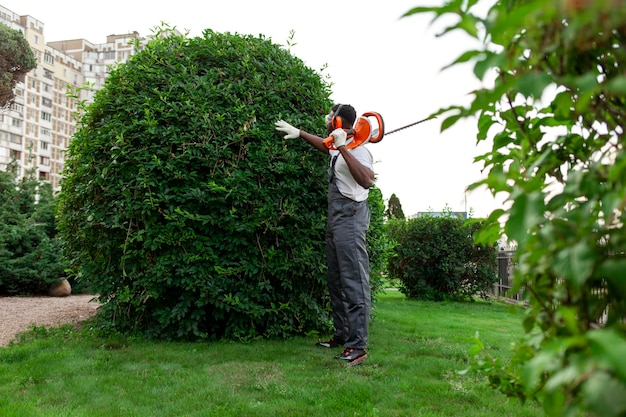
[331,128,347,149]
[275,120,300,139]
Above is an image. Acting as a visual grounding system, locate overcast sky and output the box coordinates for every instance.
[6,0,505,217]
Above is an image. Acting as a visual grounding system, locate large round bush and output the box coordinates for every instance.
[58,28,336,340]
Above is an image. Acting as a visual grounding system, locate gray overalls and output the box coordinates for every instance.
[325,153,371,350]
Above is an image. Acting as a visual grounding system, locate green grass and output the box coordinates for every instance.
[0,290,541,417]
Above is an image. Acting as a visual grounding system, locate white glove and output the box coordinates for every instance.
[275,120,300,139]
[331,128,347,149]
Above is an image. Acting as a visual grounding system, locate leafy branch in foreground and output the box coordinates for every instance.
[405,0,626,416]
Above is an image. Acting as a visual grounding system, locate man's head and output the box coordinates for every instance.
[326,103,357,135]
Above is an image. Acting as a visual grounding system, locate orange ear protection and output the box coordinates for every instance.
[331,104,344,130]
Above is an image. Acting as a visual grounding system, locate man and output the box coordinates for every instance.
[275,104,374,366]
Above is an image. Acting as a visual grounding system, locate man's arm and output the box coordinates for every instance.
[299,130,330,155]
[275,120,330,154]
[338,146,375,189]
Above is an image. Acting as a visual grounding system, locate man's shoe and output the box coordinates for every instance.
[316,338,343,348]
[335,347,367,366]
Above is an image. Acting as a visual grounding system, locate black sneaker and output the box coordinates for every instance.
[316,338,343,348]
[335,347,367,366]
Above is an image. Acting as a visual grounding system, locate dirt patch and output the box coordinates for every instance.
[0,294,100,347]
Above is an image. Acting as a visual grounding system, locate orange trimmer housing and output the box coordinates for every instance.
[323,111,385,150]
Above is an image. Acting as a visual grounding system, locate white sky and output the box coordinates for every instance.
[6,0,506,218]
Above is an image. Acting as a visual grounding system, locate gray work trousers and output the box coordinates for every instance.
[325,181,371,350]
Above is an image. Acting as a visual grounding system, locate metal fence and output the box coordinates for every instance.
[492,252,621,325]
[493,250,525,302]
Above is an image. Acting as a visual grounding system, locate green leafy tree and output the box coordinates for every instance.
[0,23,36,108]
[406,0,626,415]
[58,27,388,341]
[0,166,66,294]
[385,193,405,220]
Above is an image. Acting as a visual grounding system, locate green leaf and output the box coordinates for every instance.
[440,113,462,132]
[587,329,626,382]
[473,51,505,80]
[605,76,626,95]
[506,191,545,245]
[516,72,553,99]
[581,371,626,417]
[458,14,479,38]
[552,241,594,288]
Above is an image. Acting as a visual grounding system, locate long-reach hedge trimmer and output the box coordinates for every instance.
[322,112,436,150]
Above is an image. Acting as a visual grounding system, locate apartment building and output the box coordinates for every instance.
[0,5,146,190]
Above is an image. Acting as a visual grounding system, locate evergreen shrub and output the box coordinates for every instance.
[387,214,497,301]
[0,169,66,294]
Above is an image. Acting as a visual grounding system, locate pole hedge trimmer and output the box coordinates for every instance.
[322,112,436,150]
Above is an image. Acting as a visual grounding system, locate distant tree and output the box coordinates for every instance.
[0,24,36,108]
[0,165,66,295]
[385,193,405,220]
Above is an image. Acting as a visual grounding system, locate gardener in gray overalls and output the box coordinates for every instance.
[275,103,374,366]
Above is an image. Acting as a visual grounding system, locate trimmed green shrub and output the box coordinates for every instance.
[387,214,497,301]
[0,168,66,295]
[58,27,386,341]
[366,185,393,302]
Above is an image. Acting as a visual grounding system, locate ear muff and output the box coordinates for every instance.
[331,104,344,130]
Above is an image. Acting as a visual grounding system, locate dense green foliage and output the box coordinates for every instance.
[0,23,36,108]
[0,168,66,294]
[365,185,393,301]
[406,0,626,415]
[58,28,389,342]
[387,213,497,301]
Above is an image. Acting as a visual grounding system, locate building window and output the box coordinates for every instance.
[9,149,21,160]
[39,171,50,181]
[41,127,51,137]
[11,103,23,114]
[41,141,49,150]
[44,53,54,65]
[11,118,22,128]
[40,156,50,166]
[9,133,22,144]
[43,69,54,80]
[42,97,52,107]
[41,112,52,122]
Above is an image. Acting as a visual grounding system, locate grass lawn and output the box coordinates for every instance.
[0,290,541,417]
